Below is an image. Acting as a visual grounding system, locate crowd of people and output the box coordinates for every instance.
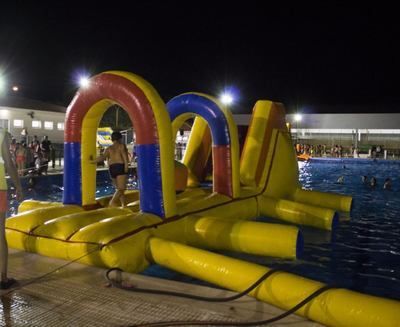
[8,129,55,176]
[295,143,350,157]
[295,143,389,158]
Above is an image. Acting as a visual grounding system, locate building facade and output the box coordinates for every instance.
[233,113,400,156]
[285,113,400,151]
[0,96,66,143]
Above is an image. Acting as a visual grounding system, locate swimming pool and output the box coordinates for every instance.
[292,158,400,301]
[7,160,400,301]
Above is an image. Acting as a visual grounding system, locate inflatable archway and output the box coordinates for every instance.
[63,71,176,218]
[167,93,240,198]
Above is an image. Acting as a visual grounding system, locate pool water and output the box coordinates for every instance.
[6,169,137,217]
[292,158,400,300]
[7,160,400,301]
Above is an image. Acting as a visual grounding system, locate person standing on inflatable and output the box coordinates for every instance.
[91,131,129,207]
[0,129,23,289]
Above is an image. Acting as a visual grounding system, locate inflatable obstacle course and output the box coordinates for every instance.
[6,71,398,326]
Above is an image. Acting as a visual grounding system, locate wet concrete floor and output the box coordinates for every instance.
[0,249,322,326]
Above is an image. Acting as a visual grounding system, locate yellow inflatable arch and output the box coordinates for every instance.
[63,71,176,218]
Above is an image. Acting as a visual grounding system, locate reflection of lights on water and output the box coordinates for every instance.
[298,161,313,189]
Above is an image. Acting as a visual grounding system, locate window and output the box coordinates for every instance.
[57,122,64,130]
[44,121,53,130]
[32,120,42,129]
[13,119,24,128]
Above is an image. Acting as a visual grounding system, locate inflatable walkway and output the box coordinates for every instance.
[6,71,399,326]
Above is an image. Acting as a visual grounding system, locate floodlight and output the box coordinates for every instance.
[220,92,234,105]
[294,113,303,122]
[79,76,90,88]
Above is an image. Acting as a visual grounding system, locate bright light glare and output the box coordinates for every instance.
[79,76,90,88]
[12,85,19,92]
[220,92,234,105]
[294,113,302,122]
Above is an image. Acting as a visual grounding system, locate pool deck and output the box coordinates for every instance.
[1,249,322,326]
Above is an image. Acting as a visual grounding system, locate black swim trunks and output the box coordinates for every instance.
[109,163,127,179]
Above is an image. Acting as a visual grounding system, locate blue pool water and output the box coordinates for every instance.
[6,169,137,216]
[7,160,400,301]
[293,158,400,300]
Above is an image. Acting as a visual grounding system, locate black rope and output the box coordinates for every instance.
[106,267,336,327]
[129,285,335,327]
[106,267,281,302]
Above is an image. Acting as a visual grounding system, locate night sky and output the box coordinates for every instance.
[1,2,400,113]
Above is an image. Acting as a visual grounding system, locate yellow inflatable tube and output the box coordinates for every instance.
[148,237,400,327]
[6,196,301,265]
[293,188,353,213]
[181,117,211,187]
[258,196,338,230]
[184,216,301,259]
[17,200,64,213]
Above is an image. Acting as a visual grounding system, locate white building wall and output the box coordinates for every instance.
[0,107,65,143]
[286,113,400,129]
[233,113,400,149]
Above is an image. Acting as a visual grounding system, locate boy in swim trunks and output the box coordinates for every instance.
[91,131,129,207]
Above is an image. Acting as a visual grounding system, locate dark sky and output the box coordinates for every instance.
[1,2,400,113]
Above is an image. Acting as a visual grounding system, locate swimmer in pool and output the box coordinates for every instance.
[383,178,392,190]
[361,175,368,184]
[337,176,344,184]
[370,177,377,187]
[90,131,129,207]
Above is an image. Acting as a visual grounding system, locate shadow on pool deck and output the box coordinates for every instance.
[0,249,322,326]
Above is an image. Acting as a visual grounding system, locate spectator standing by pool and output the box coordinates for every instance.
[349,144,354,157]
[31,140,41,170]
[40,136,52,175]
[25,142,34,171]
[15,142,27,176]
[9,138,17,163]
[0,129,23,289]
[40,136,52,161]
[20,128,28,144]
[50,146,56,169]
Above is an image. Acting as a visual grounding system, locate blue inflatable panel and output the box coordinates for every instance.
[167,94,230,146]
[63,142,82,205]
[136,143,165,217]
